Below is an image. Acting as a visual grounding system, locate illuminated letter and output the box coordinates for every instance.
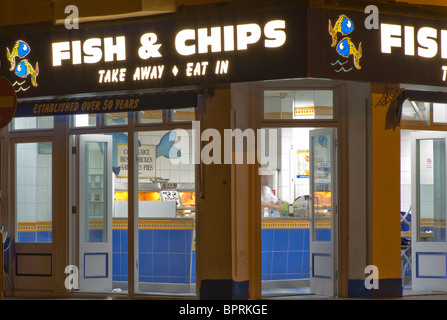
[404,26,415,56]
[52,41,71,66]
[442,66,447,81]
[198,27,222,54]
[264,20,286,48]
[83,38,102,64]
[223,26,235,51]
[139,33,162,59]
[418,27,438,58]
[381,23,401,54]
[441,30,447,59]
[175,29,196,56]
[104,36,126,62]
[237,23,262,50]
[64,5,79,30]
[364,5,379,30]
[72,40,82,64]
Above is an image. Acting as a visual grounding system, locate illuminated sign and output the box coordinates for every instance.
[308,8,447,87]
[0,9,306,99]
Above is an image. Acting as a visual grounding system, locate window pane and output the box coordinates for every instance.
[417,138,446,242]
[136,130,196,294]
[73,114,96,127]
[170,107,195,122]
[105,112,128,126]
[433,103,447,123]
[138,110,163,124]
[401,100,430,124]
[264,90,333,120]
[15,142,52,243]
[12,116,54,130]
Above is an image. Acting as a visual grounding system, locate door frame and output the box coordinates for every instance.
[309,127,338,297]
[77,134,113,293]
[411,130,447,292]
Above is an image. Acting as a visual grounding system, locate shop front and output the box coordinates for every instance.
[1,0,447,299]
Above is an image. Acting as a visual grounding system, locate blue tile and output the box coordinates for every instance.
[169,230,186,253]
[273,229,289,251]
[113,252,121,276]
[272,251,287,274]
[139,252,153,277]
[261,229,273,251]
[139,230,153,253]
[153,253,169,276]
[170,253,186,277]
[287,251,301,274]
[37,231,51,243]
[153,230,169,253]
[19,232,36,243]
[262,251,273,275]
[120,229,128,252]
[113,230,121,253]
[288,229,302,251]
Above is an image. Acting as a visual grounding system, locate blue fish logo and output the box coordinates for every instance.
[156,131,181,159]
[336,37,362,70]
[328,15,354,47]
[15,59,39,87]
[6,40,30,71]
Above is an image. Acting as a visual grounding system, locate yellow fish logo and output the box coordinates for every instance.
[336,37,362,70]
[6,40,30,71]
[15,59,39,87]
[328,15,354,47]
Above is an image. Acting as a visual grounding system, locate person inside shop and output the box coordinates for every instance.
[260,168,286,217]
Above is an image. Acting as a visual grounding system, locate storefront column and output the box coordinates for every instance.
[196,88,250,299]
[369,90,402,297]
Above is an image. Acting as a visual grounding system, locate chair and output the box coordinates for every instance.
[400,208,412,285]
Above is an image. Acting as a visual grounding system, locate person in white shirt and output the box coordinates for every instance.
[260,169,283,217]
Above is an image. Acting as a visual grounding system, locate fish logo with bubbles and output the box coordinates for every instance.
[328,15,362,72]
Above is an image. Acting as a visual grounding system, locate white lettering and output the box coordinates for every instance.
[417,27,438,58]
[442,66,447,81]
[138,33,162,59]
[104,36,126,62]
[381,23,402,54]
[175,29,196,56]
[404,26,415,56]
[264,20,286,48]
[83,38,102,63]
[237,23,261,50]
[198,27,221,53]
[52,42,71,66]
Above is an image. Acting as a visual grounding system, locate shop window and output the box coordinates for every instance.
[433,103,447,124]
[72,114,96,127]
[170,107,196,122]
[12,116,54,130]
[105,112,128,126]
[15,142,52,243]
[401,100,430,125]
[264,90,333,120]
[138,110,163,124]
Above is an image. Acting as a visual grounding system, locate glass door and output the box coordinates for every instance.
[411,131,447,292]
[309,128,337,296]
[78,135,113,292]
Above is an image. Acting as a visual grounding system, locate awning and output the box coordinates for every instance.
[15,91,198,117]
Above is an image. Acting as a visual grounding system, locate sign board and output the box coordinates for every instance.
[308,8,447,87]
[117,144,156,178]
[0,8,306,99]
[0,76,17,127]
